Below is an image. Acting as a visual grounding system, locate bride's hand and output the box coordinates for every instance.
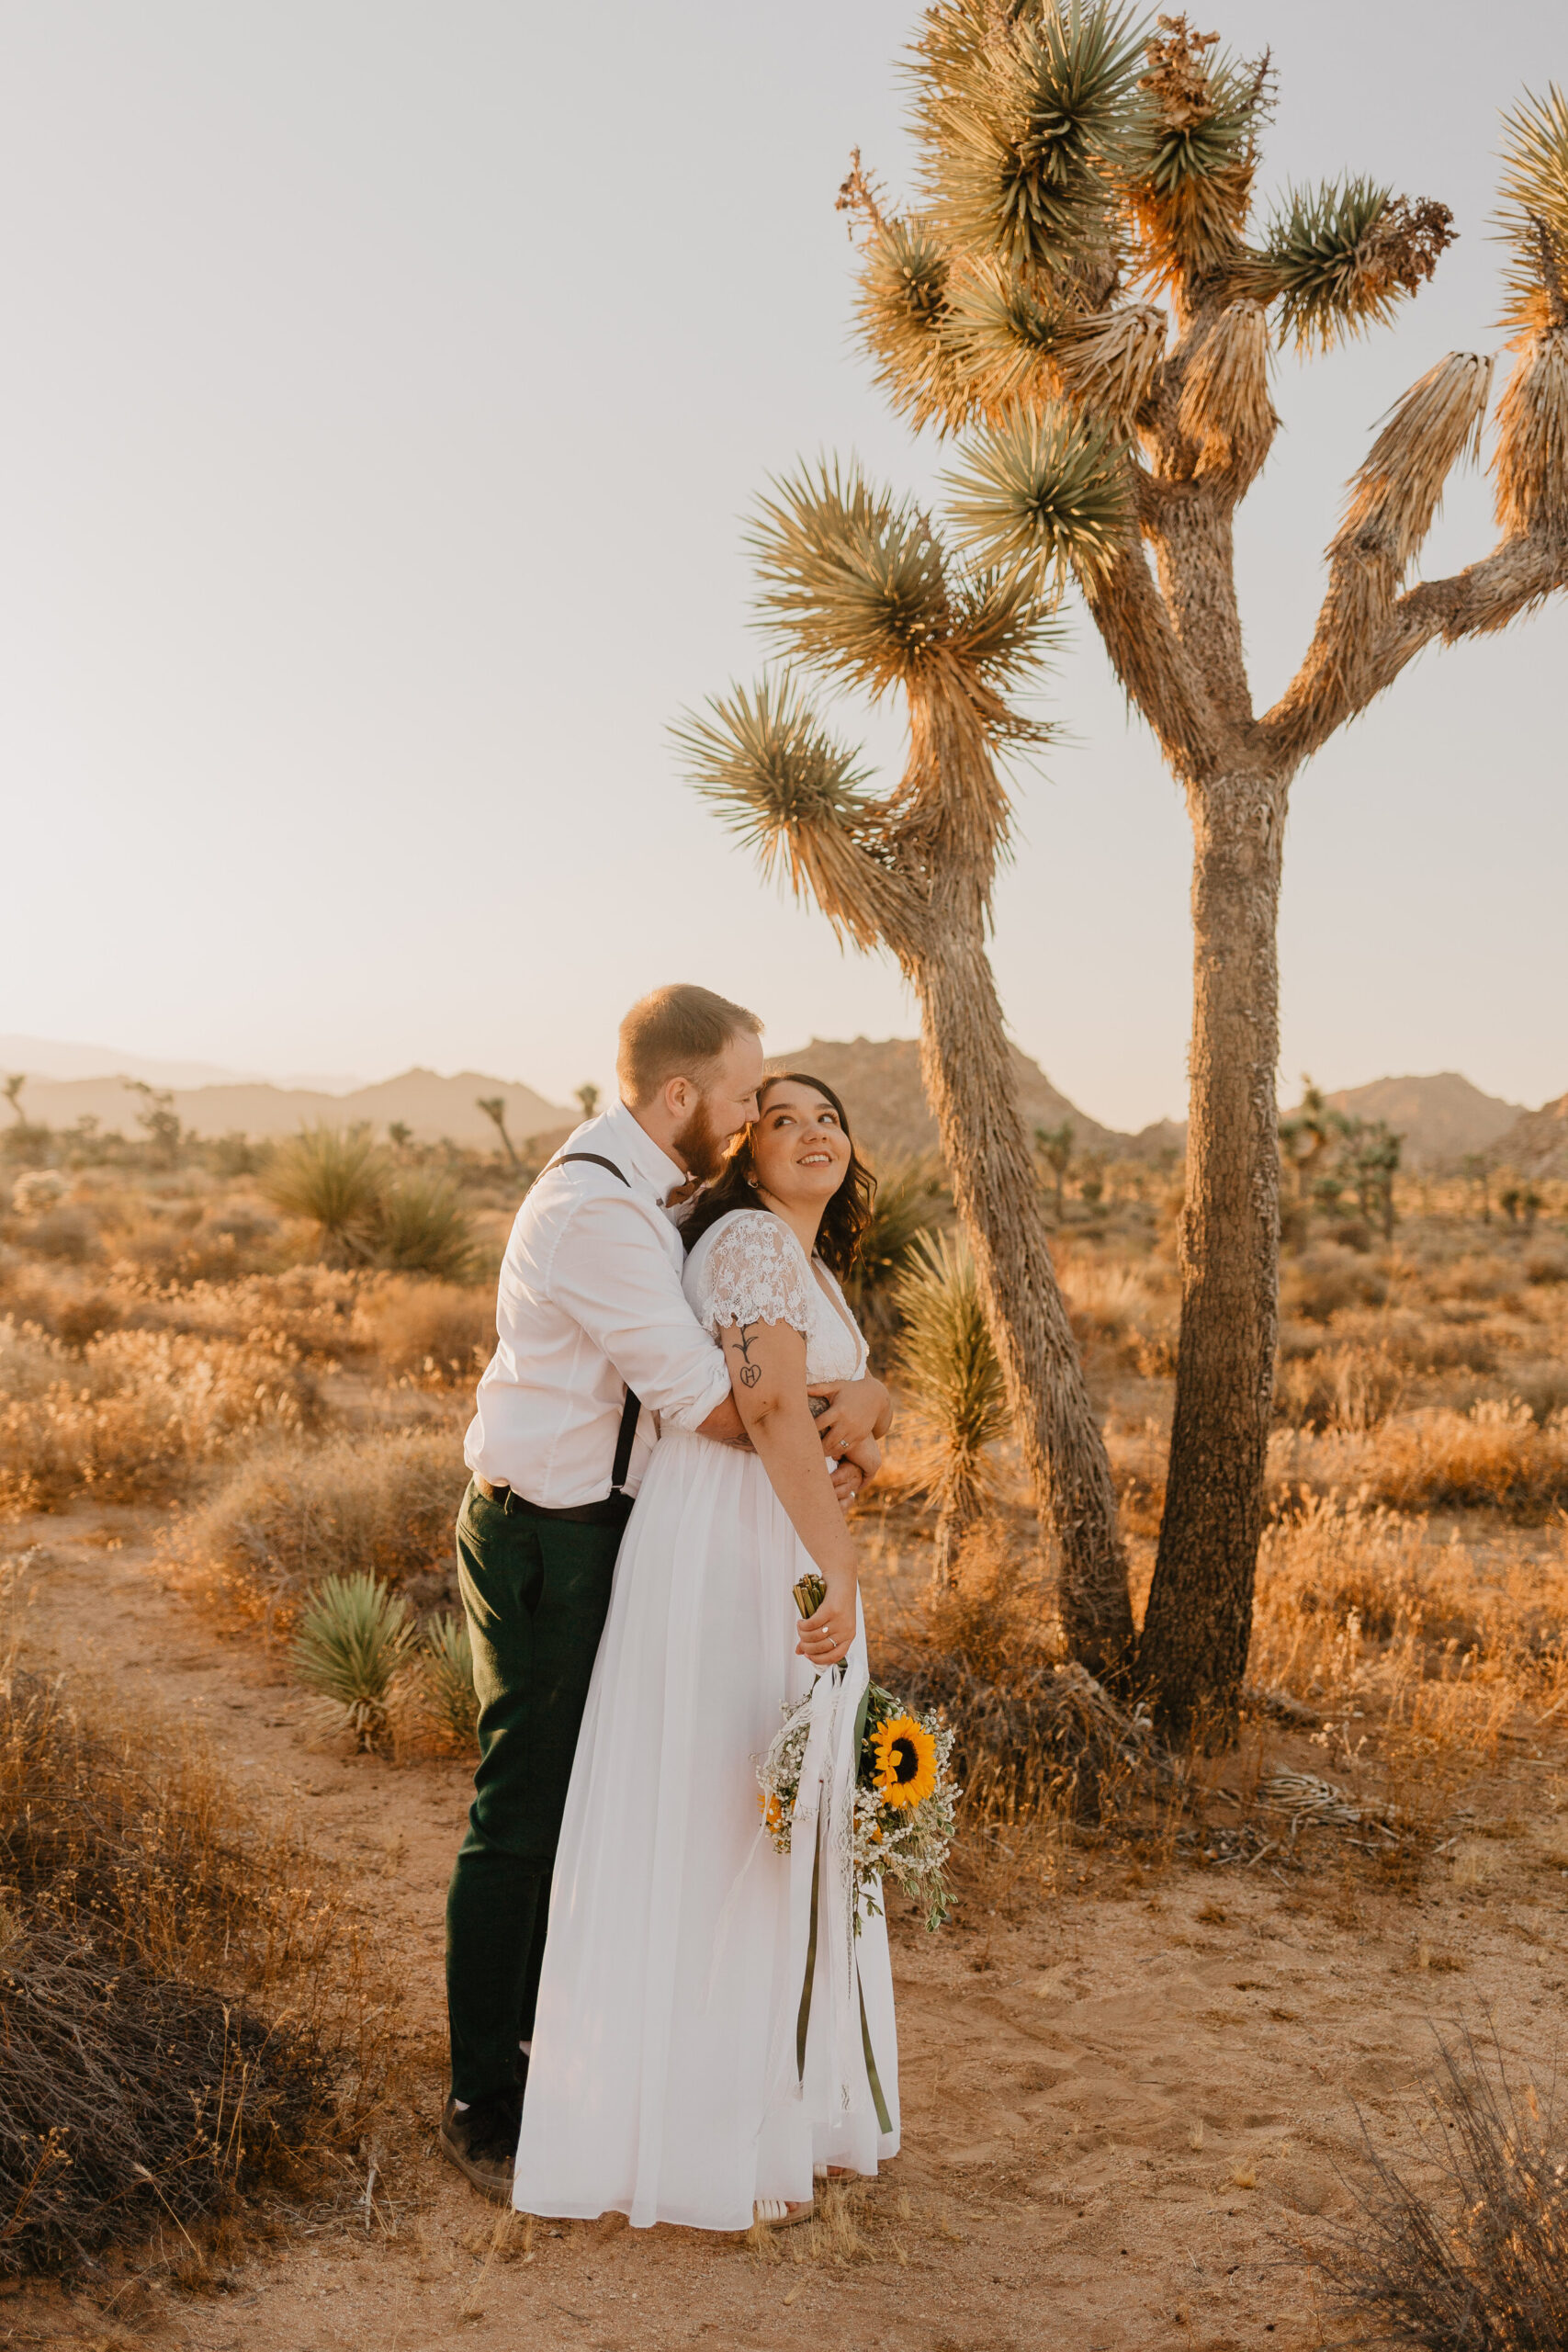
[796,1575,856,1668]
[807,1374,891,1454]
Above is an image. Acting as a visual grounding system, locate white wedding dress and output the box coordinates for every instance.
[511,1209,900,2232]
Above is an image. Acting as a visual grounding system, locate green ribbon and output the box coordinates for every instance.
[794,1822,893,2139]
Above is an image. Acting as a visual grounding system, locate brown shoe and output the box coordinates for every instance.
[440,2091,522,2203]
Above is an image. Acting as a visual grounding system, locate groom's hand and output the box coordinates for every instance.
[807,1374,890,1454]
[696,1395,754,1449]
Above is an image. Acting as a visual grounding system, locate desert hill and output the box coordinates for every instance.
[13,1069,569,1149]
[1493,1092,1568,1182]
[771,1037,1135,1165]
[1321,1072,1525,1168]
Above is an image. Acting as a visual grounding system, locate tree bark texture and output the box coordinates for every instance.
[1136,769,1286,1746]
[911,862,1136,1680]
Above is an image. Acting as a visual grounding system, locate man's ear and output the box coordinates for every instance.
[662,1073,695,1122]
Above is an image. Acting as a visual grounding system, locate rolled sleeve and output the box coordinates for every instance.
[547,1192,731,1429]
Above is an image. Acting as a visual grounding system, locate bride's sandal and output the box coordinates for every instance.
[753,2198,815,2231]
[815,2164,877,2186]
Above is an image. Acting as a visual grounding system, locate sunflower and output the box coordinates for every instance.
[759,1792,786,1835]
[870,1715,939,1809]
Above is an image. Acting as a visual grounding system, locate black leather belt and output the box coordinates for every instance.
[471,1473,632,1528]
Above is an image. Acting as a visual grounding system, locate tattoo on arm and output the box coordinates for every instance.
[809,1395,829,1420]
[729,1321,762,1389]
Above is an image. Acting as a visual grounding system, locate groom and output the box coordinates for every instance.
[442,982,891,2199]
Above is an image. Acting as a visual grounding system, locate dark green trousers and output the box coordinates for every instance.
[445,1479,622,2105]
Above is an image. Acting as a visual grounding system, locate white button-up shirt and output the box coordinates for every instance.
[463,1100,732,1509]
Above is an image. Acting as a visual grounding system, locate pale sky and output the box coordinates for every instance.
[2,1,1563,1132]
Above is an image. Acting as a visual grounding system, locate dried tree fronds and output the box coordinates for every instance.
[1320,2024,1568,2350]
[852,213,970,434]
[747,459,955,695]
[943,401,1132,584]
[1495,83,1568,335]
[1124,17,1269,300]
[915,0,1145,278]
[1175,298,1277,484]
[1494,327,1568,534]
[673,677,912,953]
[1259,178,1455,352]
[1337,349,1495,572]
[1055,300,1168,426]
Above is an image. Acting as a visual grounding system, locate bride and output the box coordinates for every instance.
[512,1071,898,2232]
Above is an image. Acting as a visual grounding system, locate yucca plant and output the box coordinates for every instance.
[894,1233,1011,1583]
[290,1573,417,1751]
[376,1171,477,1281]
[678,461,1135,1677]
[841,1158,949,1336]
[264,1125,387,1264]
[838,9,1568,1744]
[391,1611,479,1756]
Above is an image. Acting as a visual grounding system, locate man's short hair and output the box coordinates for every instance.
[616,984,762,1106]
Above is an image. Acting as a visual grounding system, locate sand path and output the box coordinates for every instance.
[8,1506,1566,2352]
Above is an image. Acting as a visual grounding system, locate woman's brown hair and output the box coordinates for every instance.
[680,1072,876,1279]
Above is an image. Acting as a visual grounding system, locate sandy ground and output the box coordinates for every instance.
[6,1507,1568,2352]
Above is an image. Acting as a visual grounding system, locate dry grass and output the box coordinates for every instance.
[167,1427,468,1635]
[0,1569,394,2277]
[0,1319,321,1513]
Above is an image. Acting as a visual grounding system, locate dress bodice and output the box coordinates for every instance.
[682,1210,867,1385]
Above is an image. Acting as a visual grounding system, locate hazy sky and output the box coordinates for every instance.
[2,1,1563,1130]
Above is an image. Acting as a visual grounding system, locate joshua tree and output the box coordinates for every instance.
[2,1075,24,1125]
[475,1094,520,1170]
[1279,1079,1347,1205]
[840,11,1568,1741]
[575,1082,601,1121]
[1034,1118,1074,1218]
[677,461,1134,1677]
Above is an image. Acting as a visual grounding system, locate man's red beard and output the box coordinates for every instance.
[671,1095,733,1186]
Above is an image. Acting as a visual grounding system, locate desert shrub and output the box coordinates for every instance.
[1274,1340,1407,1433]
[374,1171,477,1281]
[391,1611,479,1757]
[9,1171,64,1216]
[130,1265,365,1356]
[291,1573,417,1750]
[0,1321,320,1513]
[172,1426,467,1630]
[262,1125,386,1261]
[1365,1401,1568,1517]
[1321,2027,1568,2350]
[893,1232,1010,1577]
[1427,1252,1522,1306]
[1525,1243,1568,1285]
[0,1658,382,2278]
[1282,1245,1389,1324]
[354,1276,494,1385]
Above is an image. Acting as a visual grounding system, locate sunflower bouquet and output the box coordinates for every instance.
[756,1574,959,1932]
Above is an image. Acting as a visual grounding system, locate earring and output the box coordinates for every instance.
[746,1175,759,1188]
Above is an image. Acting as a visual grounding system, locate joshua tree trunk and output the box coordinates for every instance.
[914,856,1136,1681]
[1136,770,1285,1744]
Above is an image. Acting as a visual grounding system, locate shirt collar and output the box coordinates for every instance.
[595,1098,688,1207]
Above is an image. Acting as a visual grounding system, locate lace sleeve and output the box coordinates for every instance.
[698,1215,816,1339]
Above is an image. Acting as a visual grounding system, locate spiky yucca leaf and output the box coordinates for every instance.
[747,461,954,695]
[894,1229,1010,1570]
[673,678,911,953]
[1177,300,1278,483]
[1337,351,1494,571]
[291,1572,416,1751]
[1260,180,1454,352]
[1494,330,1568,535]
[1055,301,1168,425]
[1495,85,1568,336]
[944,403,1131,582]
[391,1611,479,1755]
[916,0,1144,277]
[1124,19,1268,293]
[853,214,969,433]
